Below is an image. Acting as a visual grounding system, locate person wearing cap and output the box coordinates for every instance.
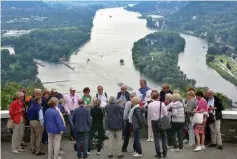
[122,92,137,152]
[50,88,63,100]
[64,87,79,141]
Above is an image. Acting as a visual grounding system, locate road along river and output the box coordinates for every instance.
[37,7,237,104]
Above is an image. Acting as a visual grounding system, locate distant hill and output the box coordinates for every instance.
[126,1,188,16]
[1,1,49,9]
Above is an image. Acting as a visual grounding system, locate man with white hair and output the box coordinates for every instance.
[206,89,224,150]
[96,85,108,108]
[64,87,79,141]
[116,85,130,109]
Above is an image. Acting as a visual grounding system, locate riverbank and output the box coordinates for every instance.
[207,54,237,86]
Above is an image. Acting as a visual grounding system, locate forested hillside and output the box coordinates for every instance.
[1,1,103,85]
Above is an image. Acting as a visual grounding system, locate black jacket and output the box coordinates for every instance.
[132,107,146,129]
[90,105,104,127]
[116,91,130,101]
[160,90,173,102]
[206,96,224,120]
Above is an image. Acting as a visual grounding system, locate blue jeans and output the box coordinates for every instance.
[68,112,75,139]
[152,120,167,156]
[76,132,89,158]
[133,128,142,154]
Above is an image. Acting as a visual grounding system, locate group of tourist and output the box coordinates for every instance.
[9,79,224,159]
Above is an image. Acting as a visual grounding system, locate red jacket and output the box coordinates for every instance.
[9,99,24,124]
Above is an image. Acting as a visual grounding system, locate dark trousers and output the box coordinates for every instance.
[166,129,173,146]
[42,129,48,144]
[122,121,135,151]
[76,132,89,158]
[152,120,167,156]
[170,122,184,149]
[68,112,75,139]
[88,125,104,152]
[133,128,142,154]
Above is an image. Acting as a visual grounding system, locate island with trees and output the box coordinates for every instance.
[127,1,237,86]
[132,31,232,108]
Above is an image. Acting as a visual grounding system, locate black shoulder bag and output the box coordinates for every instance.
[158,102,171,130]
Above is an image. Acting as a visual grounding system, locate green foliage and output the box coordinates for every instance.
[2,27,91,62]
[1,82,44,110]
[1,51,39,86]
[206,54,215,63]
[132,31,196,89]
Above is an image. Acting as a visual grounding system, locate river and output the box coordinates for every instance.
[37,7,159,96]
[37,7,237,104]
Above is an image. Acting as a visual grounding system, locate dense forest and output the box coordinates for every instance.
[132,31,232,108]
[128,2,237,50]
[1,1,103,85]
[2,27,91,62]
[128,1,237,86]
[132,31,195,88]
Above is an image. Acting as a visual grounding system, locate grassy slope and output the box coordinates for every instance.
[207,55,237,86]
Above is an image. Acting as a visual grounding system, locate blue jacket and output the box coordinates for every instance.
[116,91,130,101]
[27,102,41,121]
[44,107,65,134]
[72,106,91,133]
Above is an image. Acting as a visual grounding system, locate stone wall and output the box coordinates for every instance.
[1,111,237,143]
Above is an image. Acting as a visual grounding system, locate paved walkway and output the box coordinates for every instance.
[1,139,237,159]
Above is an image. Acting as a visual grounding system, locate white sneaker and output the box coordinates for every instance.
[72,141,76,144]
[57,157,62,159]
[171,148,179,152]
[146,138,151,142]
[87,152,91,155]
[12,150,20,154]
[201,145,205,150]
[133,153,142,157]
[183,139,189,144]
[96,152,101,155]
[150,138,154,142]
[59,150,65,155]
[132,152,137,155]
[17,148,25,152]
[194,146,202,152]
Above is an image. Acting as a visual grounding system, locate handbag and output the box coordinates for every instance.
[6,119,15,129]
[192,113,203,124]
[158,102,171,130]
[207,113,215,124]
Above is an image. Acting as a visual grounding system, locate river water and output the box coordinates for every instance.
[37,7,237,104]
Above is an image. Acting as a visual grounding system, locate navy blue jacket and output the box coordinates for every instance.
[72,106,92,133]
[45,107,65,134]
[42,97,49,114]
[27,102,41,121]
[160,90,173,102]
[116,91,130,101]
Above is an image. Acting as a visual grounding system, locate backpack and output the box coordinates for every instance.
[96,92,107,98]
